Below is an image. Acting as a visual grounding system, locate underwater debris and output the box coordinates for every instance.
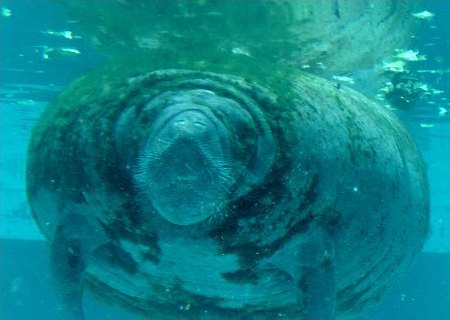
[135,36,160,49]
[41,30,81,40]
[231,47,251,57]
[395,49,426,62]
[381,74,428,109]
[36,46,81,60]
[421,85,445,97]
[411,11,435,20]
[382,60,406,72]
[332,75,355,85]
[315,62,327,70]
[1,6,12,17]
[439,107,448,117]
[416,69,449,75]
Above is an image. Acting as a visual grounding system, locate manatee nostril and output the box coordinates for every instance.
[170,111,210,136]
[194,121,206,127]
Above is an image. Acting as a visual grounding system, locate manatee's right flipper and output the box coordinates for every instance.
[296,244,336,320]
[50,212,107,320]
[268,223,336,320]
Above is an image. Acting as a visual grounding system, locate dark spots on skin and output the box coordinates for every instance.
[315,204,342,232]
[208,171,288,254]
[105,204,141,237]
[211,213,312,271]
[348,139,378,166]
[208,161,320,268]
[297,173,320,212]
[104,158,135,195]
[139,233,161,264]
[66,243,83,270]
[104,205,162,265]
[333,0,341,19]
[94,241,138,274]
[141,249,160,264]
[229,184,279,219]
[276,216,313,248]
[222,268,259,285]
[377,1,397,26]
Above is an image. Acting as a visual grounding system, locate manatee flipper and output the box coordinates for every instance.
[268,223,336,320]
[51,227,85,320]
[296,249,336,320]
[50,211,107,320]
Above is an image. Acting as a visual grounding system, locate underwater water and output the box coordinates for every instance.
[1,1,449,319]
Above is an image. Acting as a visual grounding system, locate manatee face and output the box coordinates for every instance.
[135,90,237,225]
[115,81,277,226]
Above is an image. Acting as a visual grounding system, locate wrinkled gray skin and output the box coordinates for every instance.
[27,70,429,320]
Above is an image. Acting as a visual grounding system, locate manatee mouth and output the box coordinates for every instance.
[140,104,233,225]
[122,71,276,225]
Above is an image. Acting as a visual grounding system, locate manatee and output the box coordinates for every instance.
[27,67,429,320]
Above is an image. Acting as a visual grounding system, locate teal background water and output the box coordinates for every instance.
[1,1,449,319]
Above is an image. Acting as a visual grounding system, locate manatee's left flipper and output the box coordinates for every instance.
[51,229,86,320]
[50,211,108,320]
[268,223,336,320]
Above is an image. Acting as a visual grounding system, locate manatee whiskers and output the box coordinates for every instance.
[133,127,237,225]
[148,137,174,161]
[199,148,234,193]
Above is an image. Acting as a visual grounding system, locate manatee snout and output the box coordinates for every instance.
[140,106,233,225]
[126,76,275,226]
